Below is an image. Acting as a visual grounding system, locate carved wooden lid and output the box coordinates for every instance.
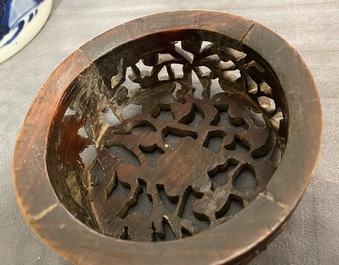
[13,10,321,265]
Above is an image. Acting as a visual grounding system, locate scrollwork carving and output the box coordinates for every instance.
[55,38,286,241]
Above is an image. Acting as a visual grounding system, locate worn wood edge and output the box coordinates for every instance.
[242,21,322,212]
[80,10,255,62]
[12,48,93,245]
[12,11,322,265]
[238,20,322,263]
[25,194,288,265]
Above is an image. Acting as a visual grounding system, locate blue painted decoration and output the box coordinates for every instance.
[0,0,45,48]
[0,0,13,42]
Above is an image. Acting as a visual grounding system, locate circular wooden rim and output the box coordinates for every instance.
[13,10,322,265]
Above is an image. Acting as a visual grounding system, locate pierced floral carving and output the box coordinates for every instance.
[53,38,286,241]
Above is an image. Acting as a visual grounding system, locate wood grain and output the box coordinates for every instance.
[13,10,321,265]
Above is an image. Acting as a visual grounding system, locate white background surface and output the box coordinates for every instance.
[0,0,338,264]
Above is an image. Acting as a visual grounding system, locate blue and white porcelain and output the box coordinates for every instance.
[0,0,53,63]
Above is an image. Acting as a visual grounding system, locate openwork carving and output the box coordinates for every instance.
[52,37,286,242]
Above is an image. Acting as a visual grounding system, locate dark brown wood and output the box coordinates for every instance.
[13,10,322,265]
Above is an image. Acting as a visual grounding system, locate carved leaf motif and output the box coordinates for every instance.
[57,38,285,242]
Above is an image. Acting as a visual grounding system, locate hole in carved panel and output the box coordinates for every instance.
[171,63,184,79]
[158,66,170,81]
[120,226,132,240]
[234,167,257,190]
[225,137,250,152]
[125,66,142,91]
[208,162,237,190]
[121,104,143,120]
[157,186,178,213]
[249,109,266,129]
[215,198,244,220]
[158,53,177,65]
[182,189,210,231]
[179,105,204,128]
[210,78,223,98]
[65,107,76,116]
[127,182,152,219]
[271,110,284,131]
[226,199,244,216]
[199,66,211,77]
[174,41,194,63]
[135,59,153,78]
[140,145,164,167]
[163,220,176,241]
[200,41,213,52]
[157,109,175,122]
[131,123,156,135]
[258,96,276,113]
[163,127,197,149]
[78,126,88,138]
[259,81,272,95]
[214,110,231,127]
[246,75,258,94]
[219,60,232,69]
[50,34,287,243]
[225,48,246,61]
[103,108,120,126]
[228,69,241,78]
[192,71,203,99]
[153,219,176,241]
[91,161,105,186]
[172,82,181,98]
[106,144,141,166]
[164,133,181,149]
[152,105,175,122]
[219,60,237,71]
[110,175,130,197]
[80,145,97,164]
[204,131,225,153]
[225,199,244,216]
